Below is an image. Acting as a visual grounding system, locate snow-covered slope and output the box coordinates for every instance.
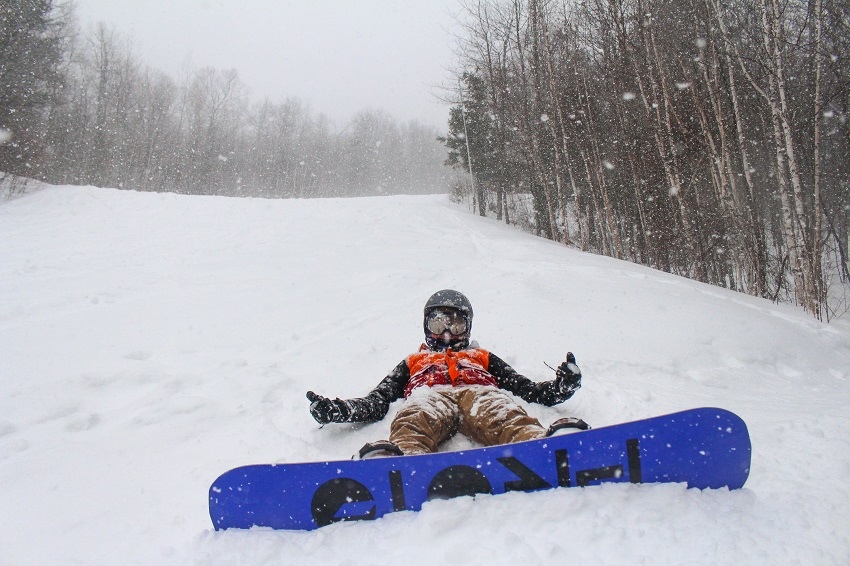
[1,185,848,565]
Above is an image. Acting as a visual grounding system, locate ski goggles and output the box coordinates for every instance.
[426,308,468,335]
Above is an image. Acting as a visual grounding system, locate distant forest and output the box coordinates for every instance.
[0,1,453,198]
[442,0,849,320]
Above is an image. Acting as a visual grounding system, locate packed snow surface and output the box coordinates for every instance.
[1,185,849,565]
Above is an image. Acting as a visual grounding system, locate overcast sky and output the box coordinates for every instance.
[72,0,463,130]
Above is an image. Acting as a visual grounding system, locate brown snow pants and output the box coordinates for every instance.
[388,385,546,455]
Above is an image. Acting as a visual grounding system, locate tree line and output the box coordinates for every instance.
[0,1,452,198]
[3,1,848,319]
[441,0,849,320]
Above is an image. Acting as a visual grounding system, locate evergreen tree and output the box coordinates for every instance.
[0,0,67,175]
[441,73,501,216]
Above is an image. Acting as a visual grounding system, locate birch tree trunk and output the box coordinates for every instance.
[707,0,767,297]
[810,0,825,318]
[638,4,705,280]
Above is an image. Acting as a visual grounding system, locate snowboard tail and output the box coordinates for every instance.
[210,407,751,531]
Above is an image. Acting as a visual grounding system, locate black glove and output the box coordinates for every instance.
[306,391,352,424]
[555,352,582,396]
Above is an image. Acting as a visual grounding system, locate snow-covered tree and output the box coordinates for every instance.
[0,0,68,175]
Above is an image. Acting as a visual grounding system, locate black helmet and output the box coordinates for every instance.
[423,290,473,350]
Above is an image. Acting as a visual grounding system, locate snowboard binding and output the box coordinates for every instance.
[545,417,590,437]
[357,440,404,459]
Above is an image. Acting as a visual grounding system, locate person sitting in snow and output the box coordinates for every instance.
[306,289,586,458]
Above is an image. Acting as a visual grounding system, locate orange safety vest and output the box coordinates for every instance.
[404,346,497,397]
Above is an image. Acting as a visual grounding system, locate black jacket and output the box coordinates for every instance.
[340,350,576,423]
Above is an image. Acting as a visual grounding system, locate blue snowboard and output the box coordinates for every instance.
[209,407,750,531]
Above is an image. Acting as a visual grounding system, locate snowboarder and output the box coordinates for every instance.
[306,289,586,458]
